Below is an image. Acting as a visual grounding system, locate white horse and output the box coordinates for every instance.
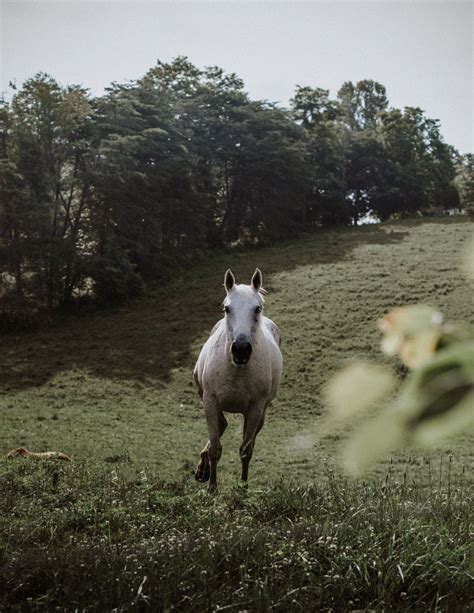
[193,268,283,492]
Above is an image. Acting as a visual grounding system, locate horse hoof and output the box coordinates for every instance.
[195,452,210,482]
[194,469,210,483]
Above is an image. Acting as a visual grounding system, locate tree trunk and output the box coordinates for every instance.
[12,227,23,297]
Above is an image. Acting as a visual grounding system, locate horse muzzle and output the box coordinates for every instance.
[231,339,253,365]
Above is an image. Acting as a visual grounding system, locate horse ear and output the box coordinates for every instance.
[251,268,262,292]
[224,269,235,292]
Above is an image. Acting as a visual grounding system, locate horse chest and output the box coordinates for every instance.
[210,364,271,412]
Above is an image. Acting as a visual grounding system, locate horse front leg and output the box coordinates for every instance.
[240,404,266,484]
[195,412,227,484]
[207,402,225,493]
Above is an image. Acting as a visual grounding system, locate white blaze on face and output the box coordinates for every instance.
[224,285,262,344]
[223,268,264,363]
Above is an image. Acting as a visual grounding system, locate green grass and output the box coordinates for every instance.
[1,217,473,610]
[0,461,471,611]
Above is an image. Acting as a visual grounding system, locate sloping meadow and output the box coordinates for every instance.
[1,218,473,609]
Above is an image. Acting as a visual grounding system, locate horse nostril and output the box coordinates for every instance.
[231,341,253,363]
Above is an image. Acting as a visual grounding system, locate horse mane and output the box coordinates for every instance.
[257,288,267,305]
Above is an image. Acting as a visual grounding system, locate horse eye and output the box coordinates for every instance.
[255,306,262,314]
[224,306,230,314]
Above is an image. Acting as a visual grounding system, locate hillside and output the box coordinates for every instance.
[1,217,472,484]
[1,217,473,611]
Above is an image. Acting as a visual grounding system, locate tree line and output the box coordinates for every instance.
[0,57,472,321]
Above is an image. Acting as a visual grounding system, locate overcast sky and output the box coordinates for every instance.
[1,0,472,153]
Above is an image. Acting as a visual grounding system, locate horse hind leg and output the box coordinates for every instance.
[194,412,227,483]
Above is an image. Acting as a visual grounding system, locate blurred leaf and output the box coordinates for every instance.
[413,389,474,446]
[379,305,443,338]
[379,305,443,367]
[324,360,396,419]
[342,409,406,475]
[398,329,442,369]
[437,322,474,350]
[401,340,474,442]
[342,340,474,474]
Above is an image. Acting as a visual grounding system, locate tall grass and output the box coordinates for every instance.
[0,459,471,611]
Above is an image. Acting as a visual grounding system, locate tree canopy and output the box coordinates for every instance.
[0,59,466,319]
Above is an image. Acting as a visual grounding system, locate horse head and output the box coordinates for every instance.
[223,268,265,365]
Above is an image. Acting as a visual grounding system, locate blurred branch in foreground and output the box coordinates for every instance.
[325,248,474,474]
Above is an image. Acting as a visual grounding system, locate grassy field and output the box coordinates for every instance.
[1,218,473,610]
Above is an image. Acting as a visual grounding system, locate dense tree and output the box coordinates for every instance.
[344,131,389,224]
[0,74,93,307]
[337,80,388,131]
[291,86,348,226]
[90,78,199,284]
[0,60,467,319]
[454,154,474,212]
[375,107,459,219]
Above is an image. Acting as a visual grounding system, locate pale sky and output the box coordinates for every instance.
[1,0,472,153]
